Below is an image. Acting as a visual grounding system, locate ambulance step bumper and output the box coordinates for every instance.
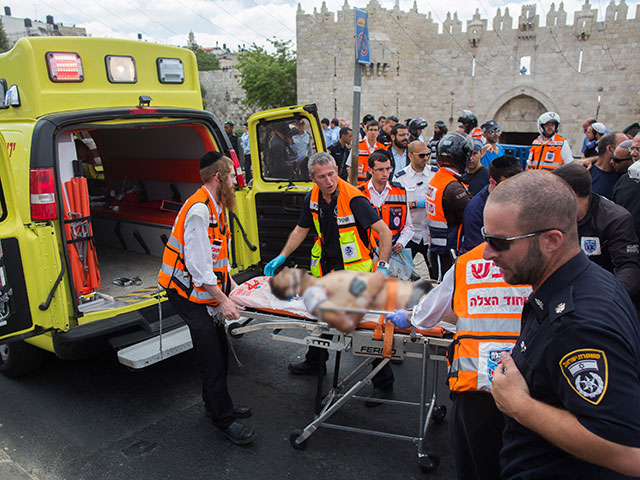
[117,325,193,369]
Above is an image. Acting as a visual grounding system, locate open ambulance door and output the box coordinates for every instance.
[238,104,326,271]
[0,132,68,346]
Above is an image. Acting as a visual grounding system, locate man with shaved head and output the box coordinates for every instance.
[484,171,640,478]
[589,132,627,199]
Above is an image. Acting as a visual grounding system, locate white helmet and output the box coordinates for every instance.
[537,111,560,135]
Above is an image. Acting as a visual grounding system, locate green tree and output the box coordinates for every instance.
[0,20,10,53]
[189,45,220,71]
[236,39,296,110]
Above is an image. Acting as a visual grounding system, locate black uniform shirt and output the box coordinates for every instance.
[298,189,380,266]
[501,252,640,480]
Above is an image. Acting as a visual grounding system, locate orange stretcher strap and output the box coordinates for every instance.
[381,278,398,359]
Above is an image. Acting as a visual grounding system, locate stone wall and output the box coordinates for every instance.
[199,68,253,127]
[296,0,640,149]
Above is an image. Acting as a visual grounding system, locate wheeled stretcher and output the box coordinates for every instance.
[228,277,453,472]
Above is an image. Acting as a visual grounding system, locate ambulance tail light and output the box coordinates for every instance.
[30,168,57,221]
[228,149,245,188]
[46,52,84,82]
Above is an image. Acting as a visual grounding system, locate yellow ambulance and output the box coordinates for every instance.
[0,37,324,376]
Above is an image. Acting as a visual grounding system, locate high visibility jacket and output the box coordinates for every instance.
[470,127,485,143]
[358,180,408,243]
[448,243,531,392]
[527,134,566,171]
[426,168,464,255]
[309,177,376,277]
[158,185,230,304]
[357,139,386,184]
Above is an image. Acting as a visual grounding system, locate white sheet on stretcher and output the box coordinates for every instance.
[230,276,456,332]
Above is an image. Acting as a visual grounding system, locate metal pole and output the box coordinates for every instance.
[349,49,362,186]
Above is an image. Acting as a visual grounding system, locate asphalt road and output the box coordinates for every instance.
[0,328,456,480]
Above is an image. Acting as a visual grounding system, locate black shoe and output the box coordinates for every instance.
[364,388,393,408]
[206,405,253,419]
[233,405,252,418]
[221,421,257,446]
[288,360,326,376]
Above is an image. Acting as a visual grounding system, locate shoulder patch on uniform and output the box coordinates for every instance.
[390,181,404,190]
[627,244,639,254]
[395,170,406,177]
[559,349,608,405]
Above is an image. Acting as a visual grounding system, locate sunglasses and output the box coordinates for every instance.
[481,226,560,252]
[413,152,430,158]
[612,155,631,163]
[630,146,640,154]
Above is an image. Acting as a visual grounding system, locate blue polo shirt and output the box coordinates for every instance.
[480,144,504,168]
[501,252,640,479]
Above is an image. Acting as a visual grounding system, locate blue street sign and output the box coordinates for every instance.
[355,8,370,65]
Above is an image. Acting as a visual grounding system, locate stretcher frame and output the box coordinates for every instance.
[228,307,452,472]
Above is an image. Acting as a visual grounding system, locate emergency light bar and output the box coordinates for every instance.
[157,58,184,84]
[46,52,84,82]
[105,55,137,83]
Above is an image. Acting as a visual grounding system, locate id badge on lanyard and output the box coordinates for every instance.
[211,238,223,262]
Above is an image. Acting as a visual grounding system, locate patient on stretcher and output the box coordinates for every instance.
[269,267,433,332]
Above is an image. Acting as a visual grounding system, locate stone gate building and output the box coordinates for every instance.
[296,0,640,149]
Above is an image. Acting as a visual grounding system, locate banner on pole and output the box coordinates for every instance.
[355,9,370,65]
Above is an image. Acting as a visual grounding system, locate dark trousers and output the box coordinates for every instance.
[305,339,394,391]
[450,391,504,480]
[168,291,235,429]
[407,240,438,279]
[244,154,252,183]
[430,252,454,282]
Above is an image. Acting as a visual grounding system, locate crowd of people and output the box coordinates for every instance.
[158,107,640,479]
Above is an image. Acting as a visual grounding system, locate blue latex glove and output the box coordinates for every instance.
[387,309,411,329]
[264,254,286,276]
[377,266,389,277]
[416,199,426,209]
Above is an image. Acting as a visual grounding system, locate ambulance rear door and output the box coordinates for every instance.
[0,132,68,342]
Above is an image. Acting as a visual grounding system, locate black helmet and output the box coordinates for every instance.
[434,120,447,129]
[457,110,478,132]
[437,132,473,172]
[409,117,428,136]
[362,114,375,124]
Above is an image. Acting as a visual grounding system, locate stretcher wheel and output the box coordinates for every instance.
[432,404,447,424]
[288,430,307,450]
[418,453,440,473]
[228,322,244,339]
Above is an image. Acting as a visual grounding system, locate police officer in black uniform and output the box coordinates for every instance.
[482,170,640,479]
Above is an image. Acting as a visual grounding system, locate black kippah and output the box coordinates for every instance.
[200,151,223,169]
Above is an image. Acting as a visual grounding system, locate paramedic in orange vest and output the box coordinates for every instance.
[387,243,531,480]
[347,119,386,185]
[526,111,573,171]
[157,151,256,446]
[426,133,472,280]
[359,150,415,265]
[457,110,484,143]
[264,152,392,380]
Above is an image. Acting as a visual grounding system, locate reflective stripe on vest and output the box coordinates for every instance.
[309,177,375,277]
[157,185,230,305]
[527,134,565,171]
[448,243,531,393]
[426,168,462,255]
[470,127,485,143]
[358,181,408,243]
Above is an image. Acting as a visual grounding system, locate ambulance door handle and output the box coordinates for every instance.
[39,252,65,311]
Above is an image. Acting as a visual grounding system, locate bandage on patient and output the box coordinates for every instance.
[303,285,329,315]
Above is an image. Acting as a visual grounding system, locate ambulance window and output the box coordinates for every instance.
[257,117,318,182]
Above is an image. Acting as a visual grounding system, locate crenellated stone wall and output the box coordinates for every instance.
[296,0,640,149]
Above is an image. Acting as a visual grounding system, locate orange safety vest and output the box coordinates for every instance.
[357,138,386,184]
[470,127,485,143]
[426,168,464,255]
[527,134,566,171]
[447,243,531,392]
[358,180,408,243]
[158,185,231,304]
[309,177,376,277]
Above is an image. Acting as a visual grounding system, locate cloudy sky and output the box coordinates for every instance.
[7,0,639,50]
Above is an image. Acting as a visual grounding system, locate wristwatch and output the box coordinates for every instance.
[377,261,389,270]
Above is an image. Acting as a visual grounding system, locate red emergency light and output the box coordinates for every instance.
[30,168,57,221]
[46,52,84,82]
